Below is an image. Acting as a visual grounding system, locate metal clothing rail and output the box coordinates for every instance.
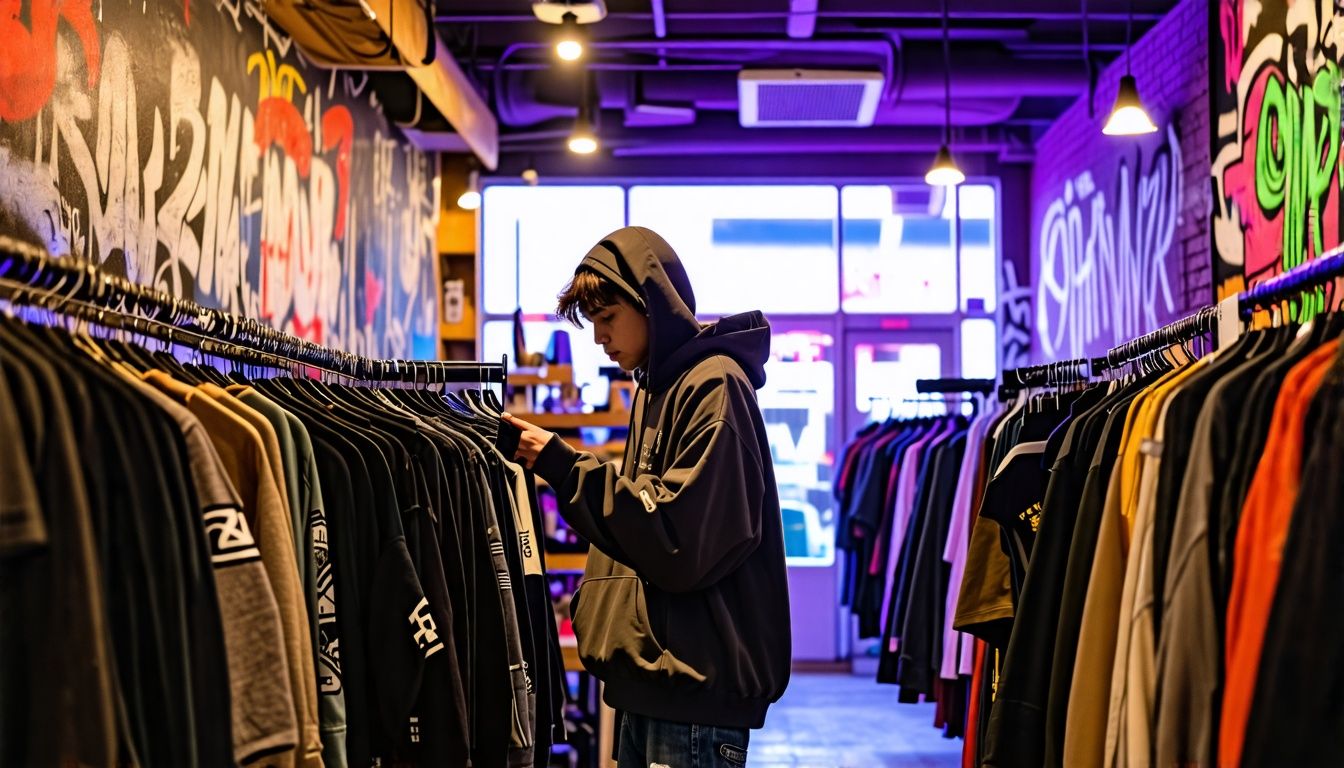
[0,235,505,384]
[1004,358,1092,388]
[1097,305,1219,372]
[1237,244,1344,319]
[915,377,995,394]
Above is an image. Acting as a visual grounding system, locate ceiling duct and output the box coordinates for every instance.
[738,70,884,127]
[363,35,500,168]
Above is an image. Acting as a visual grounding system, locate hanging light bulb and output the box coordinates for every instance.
[568,92,598,154]
[457,170,481,210]
[1102,0,1158,136]
[1102,74,1158,135]
[567,122,598,154]
[925,144,966,187]
[926,0,963,187]
[555,12,584,61]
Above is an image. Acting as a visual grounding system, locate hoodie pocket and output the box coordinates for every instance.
[570,575,667,676]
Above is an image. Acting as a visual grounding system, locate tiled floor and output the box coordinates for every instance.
[752,672,963,768]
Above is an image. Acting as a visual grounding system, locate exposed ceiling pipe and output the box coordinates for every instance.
[651,0,667,38]
[651,0,668,67]
[436,9,1165,24]
[497,117,1028,154]
[789,0,819,39]
[608,128,1028,156]
[490,37,903,107]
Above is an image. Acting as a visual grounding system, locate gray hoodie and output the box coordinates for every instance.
[533,226,792,729]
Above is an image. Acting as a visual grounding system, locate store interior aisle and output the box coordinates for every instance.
[754,673,962,767]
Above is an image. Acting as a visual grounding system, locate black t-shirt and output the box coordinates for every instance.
[979,441,1050,604]
[0,324,118,767]
[1042,394,1138,766]
[983,384,1115,768]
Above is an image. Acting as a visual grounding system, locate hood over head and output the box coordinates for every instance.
[577,226,770,392]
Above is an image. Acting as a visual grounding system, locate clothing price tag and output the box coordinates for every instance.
[1217,294,1243,349]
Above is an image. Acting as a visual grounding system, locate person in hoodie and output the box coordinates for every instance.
[501,226,791,767]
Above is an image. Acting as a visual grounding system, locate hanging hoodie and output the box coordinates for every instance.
[531,226,792,729]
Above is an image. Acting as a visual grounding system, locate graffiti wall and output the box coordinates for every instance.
[1212,0,1344,299]
[0,0,439,358]
[1030,0,1211,361]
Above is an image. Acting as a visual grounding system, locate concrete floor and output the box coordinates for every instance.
[752,672,964,768]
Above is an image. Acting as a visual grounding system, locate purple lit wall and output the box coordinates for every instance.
[1029,0,1211,362]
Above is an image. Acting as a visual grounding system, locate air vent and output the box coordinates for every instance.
[738,70,883,127]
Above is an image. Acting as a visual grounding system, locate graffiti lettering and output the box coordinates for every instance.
[999,261,1031,369]
[1036,125,1182,360]
[0,0,101,122]
[1213,0,1344,292]
[0,0,437,358]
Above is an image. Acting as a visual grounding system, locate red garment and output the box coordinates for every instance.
[1219,339,1337,768]
[964,639,987,768]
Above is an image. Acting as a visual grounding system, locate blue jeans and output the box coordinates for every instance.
[617,711,750,768]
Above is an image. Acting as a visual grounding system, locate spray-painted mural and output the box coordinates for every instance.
[1034,124,1184,360]
[1212,0,1343,299]
[1000,260,1032,369]
[0,0,439,358]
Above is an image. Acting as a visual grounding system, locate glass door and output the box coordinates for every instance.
[843,329,958,439]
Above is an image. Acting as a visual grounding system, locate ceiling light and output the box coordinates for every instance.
[457,170,481,210]
[1103,0,1158,136]
[521,167,540,186]
[568,108,598,154]
[568,131,598,154]
[1102,74,1158,135]
[556,12,584,61]
[925,144,965,187]
[926,0,962,188]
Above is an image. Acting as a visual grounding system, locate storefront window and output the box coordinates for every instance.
[760,330,837,566]
[481,185,626,315]
[960,317,998,380]
[841,184,958,314]
[628,185,840,315]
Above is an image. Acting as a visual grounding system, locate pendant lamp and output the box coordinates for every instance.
[926,0,964,187]
[555,11,584,61]
[568,76,599,154]
[1102,0,1158,135]
[457,170,481,210]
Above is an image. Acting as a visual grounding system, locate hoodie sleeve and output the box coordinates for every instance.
[533,371,766,594]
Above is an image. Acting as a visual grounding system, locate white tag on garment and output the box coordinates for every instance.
[1217,294,1244,349]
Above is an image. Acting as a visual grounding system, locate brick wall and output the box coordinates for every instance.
[1028,0,1210,362]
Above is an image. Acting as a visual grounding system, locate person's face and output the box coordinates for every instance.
[585,298,649,372]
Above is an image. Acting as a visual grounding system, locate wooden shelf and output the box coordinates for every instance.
[558,436,626,454]
[508,365,574,387]
[517,411,630,429]
[545,551,589,572]
[559,634,583,672]
[439,322,474,342]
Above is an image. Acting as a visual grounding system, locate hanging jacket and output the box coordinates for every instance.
[532,226,792,729]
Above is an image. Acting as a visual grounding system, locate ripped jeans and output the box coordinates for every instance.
[616,711,750,768]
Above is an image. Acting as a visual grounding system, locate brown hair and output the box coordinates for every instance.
[555,269,632,327]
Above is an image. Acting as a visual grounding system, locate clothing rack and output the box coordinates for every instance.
[1001,357,1093,395]
[1238,244,1344,318]
[915,378,996,395]
[1095,305,1219,373]
[0,235,505,385]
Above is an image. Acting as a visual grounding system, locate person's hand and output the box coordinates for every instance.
[501,412,556,468]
